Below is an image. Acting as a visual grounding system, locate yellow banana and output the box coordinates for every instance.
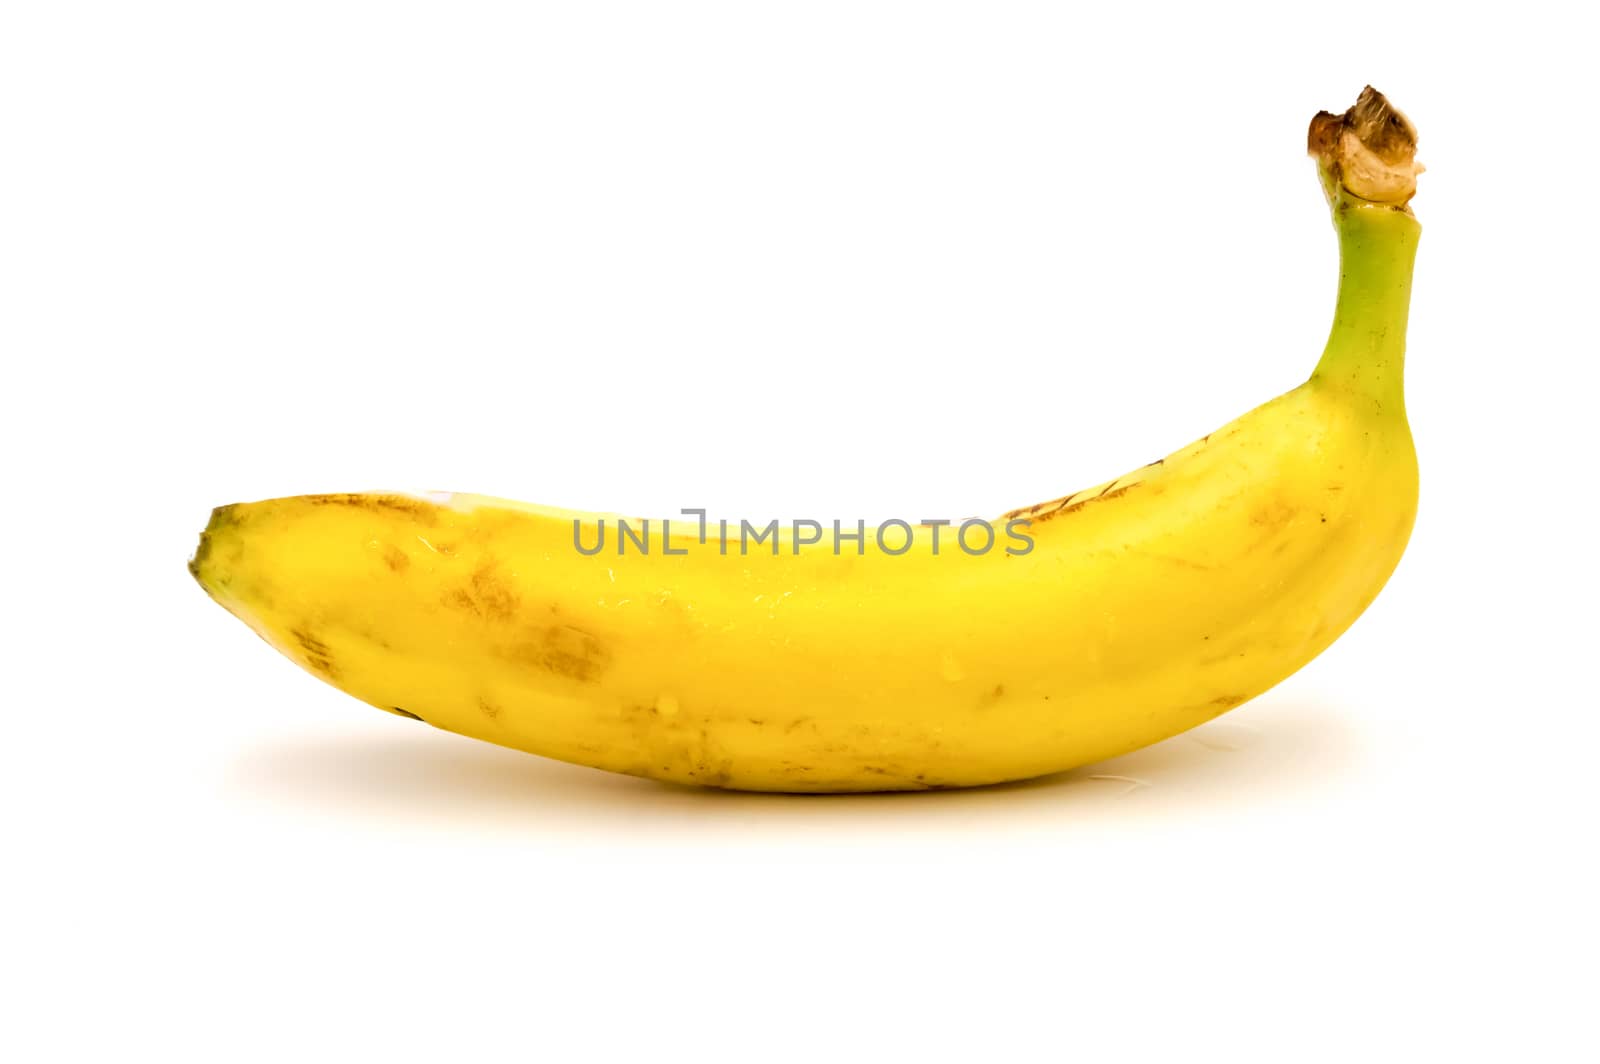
[192,87,1422,792]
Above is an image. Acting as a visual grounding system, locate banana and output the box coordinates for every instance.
[192,88,1422,792]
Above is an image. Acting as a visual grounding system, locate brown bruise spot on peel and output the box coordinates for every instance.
[503,624,611,682]
[381,543,410,572]
[693,758,735,788]
[1210,694,1247,709]
[469,561,519,620]
[1251,498,1298,529]
[1009,480,1141,525]
[477,697,501,720]
[441,559,521,620]
[853,765,941,790]
[303,493,441,522]
[603,703,961,792]
[617,708,739,787]
[1309,86,1422,209]
[1128,547,1214,572]
[1000,430,1233,526]
[289,627,336,675]
[977,683,1007,709]
[290,628,337,678]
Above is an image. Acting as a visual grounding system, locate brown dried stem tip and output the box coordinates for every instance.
[1309,86,1423,209]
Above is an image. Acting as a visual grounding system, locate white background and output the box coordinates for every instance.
[4,2,1596,1060]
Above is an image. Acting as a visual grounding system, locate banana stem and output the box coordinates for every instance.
[1314,202,1420,404]
[1308,87,1423,407]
